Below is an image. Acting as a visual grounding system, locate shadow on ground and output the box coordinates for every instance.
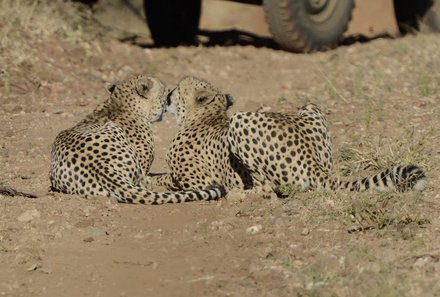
[119,28,394,52]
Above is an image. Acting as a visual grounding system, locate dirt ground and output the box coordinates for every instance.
[1,1,440,296]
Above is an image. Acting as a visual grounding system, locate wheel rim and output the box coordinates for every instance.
[304,0,337,23]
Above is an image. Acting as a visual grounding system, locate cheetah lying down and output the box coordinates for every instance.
[228,103,426,193]
[148,76,255,192]
[49,74,225,204]
[229,104,426,191]
[155,76,426,194]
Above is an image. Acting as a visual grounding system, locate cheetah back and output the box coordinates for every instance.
[228,103,332,191]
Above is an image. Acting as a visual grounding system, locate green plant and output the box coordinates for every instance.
[276,183,301,198]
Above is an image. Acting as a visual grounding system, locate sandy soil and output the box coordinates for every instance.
[1,1,440,296]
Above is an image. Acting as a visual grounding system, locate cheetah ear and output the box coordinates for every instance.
[105,82,117,94]
[136,77,154,98]
[195,89,215,105]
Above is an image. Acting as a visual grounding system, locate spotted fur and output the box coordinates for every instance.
[149,76,256,192]
[49,74,225,204]
[228,103,426,193]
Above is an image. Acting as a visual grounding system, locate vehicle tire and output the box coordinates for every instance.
[144,0,201,46]
[263,0,354,53]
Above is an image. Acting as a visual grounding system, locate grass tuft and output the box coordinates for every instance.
[336,130,430,177]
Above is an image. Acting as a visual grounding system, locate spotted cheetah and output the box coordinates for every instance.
[149,76,256,192]
[228,103,426,193]
[49,74,225,204]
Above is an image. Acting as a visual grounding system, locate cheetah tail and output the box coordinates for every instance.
[117,183,227,205]
[327,165,426,192]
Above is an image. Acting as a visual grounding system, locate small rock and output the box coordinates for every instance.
[27,263,41,272]
[306,280,326,290]
[246,224,263,235]
[301,228,310,236]
[26,262,52,274]
[17,209,40,223]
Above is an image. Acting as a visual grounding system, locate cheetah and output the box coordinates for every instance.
[228,103,426,193]
[49,74,225,204]
[149,76,256,192]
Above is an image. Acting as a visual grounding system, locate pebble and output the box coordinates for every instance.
[17,209,40,223]
[301,228,310,236]
[246,224,263,235]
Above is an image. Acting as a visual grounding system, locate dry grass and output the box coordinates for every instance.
[0,0,103,100]
[336,129,431,177]
[275,123,432,233]
[1,1,81,47]
[0,0,96,68]
[274,124,432,234]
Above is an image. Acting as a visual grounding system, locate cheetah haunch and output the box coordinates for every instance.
[229,103,426,193]
[49,74,225,204]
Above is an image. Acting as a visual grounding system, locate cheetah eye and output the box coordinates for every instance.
[197,95,210,103]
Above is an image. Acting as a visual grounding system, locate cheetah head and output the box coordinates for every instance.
[166,76,234,125]
[106,75,166,122]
